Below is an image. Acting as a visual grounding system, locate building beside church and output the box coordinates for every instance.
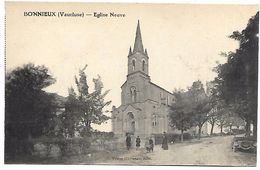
[111,21,177,139]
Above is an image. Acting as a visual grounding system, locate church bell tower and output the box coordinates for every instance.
[127,20,149,79]
[121,20,150,105]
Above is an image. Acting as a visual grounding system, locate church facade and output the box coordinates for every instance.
[111,21,177,139]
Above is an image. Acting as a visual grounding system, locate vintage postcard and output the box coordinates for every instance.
[4,1,258,166]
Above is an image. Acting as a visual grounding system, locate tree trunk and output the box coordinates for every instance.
[198,126,202,140]
[181,128,184,142]
[220,125,223,135]
[253,120,257,138]
[210,122,214,136]
[87,122,91,136]
[245,119,251,137]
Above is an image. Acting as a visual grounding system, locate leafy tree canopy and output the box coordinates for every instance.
[213,12,258,127]
[62,65,111,137]
[5,63,56,139]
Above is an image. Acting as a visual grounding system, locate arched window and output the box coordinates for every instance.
[130,86,137,102]
[132,59,136,71]
[127,112,135,133]
[142,60,145,71]
[127,112,134,119]
[152,114,158,127]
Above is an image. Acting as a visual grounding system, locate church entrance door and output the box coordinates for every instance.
[127,112,135,134]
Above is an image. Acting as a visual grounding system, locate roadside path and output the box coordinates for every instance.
[98,136,256,166]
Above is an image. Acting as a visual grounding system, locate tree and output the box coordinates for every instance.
[208,109,217,136]
[211,103,230,135]
[171,81,212,140]
[62,65,111,137]
[207,92,227,136]
[188,81,211,140]
[214,12,258,137]
[223,112,245,133]
[62,87,79,137]
[216,111,229,134]
[169,90,193,142]
[43,93,68,137]
[5,63,56,158]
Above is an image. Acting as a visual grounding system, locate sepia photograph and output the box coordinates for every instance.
[4,1,259,166]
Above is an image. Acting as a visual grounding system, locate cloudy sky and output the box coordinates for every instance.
[5,2,258,131]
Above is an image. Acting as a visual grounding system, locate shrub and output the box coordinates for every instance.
[92,131,114,139]
[232,129,246,135]
[30,136,91,157]
[183,133,193,140]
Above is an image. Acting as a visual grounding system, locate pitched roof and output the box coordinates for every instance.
[150,82,173,96]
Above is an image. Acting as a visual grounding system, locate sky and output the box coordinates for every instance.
[5,2,259,131]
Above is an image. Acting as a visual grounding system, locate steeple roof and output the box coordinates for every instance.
[128,46,132,56]
[133,20,144,53]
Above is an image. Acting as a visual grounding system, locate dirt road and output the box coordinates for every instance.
[98,135,256,166]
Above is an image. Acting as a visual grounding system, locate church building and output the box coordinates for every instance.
[111,21,177,139]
